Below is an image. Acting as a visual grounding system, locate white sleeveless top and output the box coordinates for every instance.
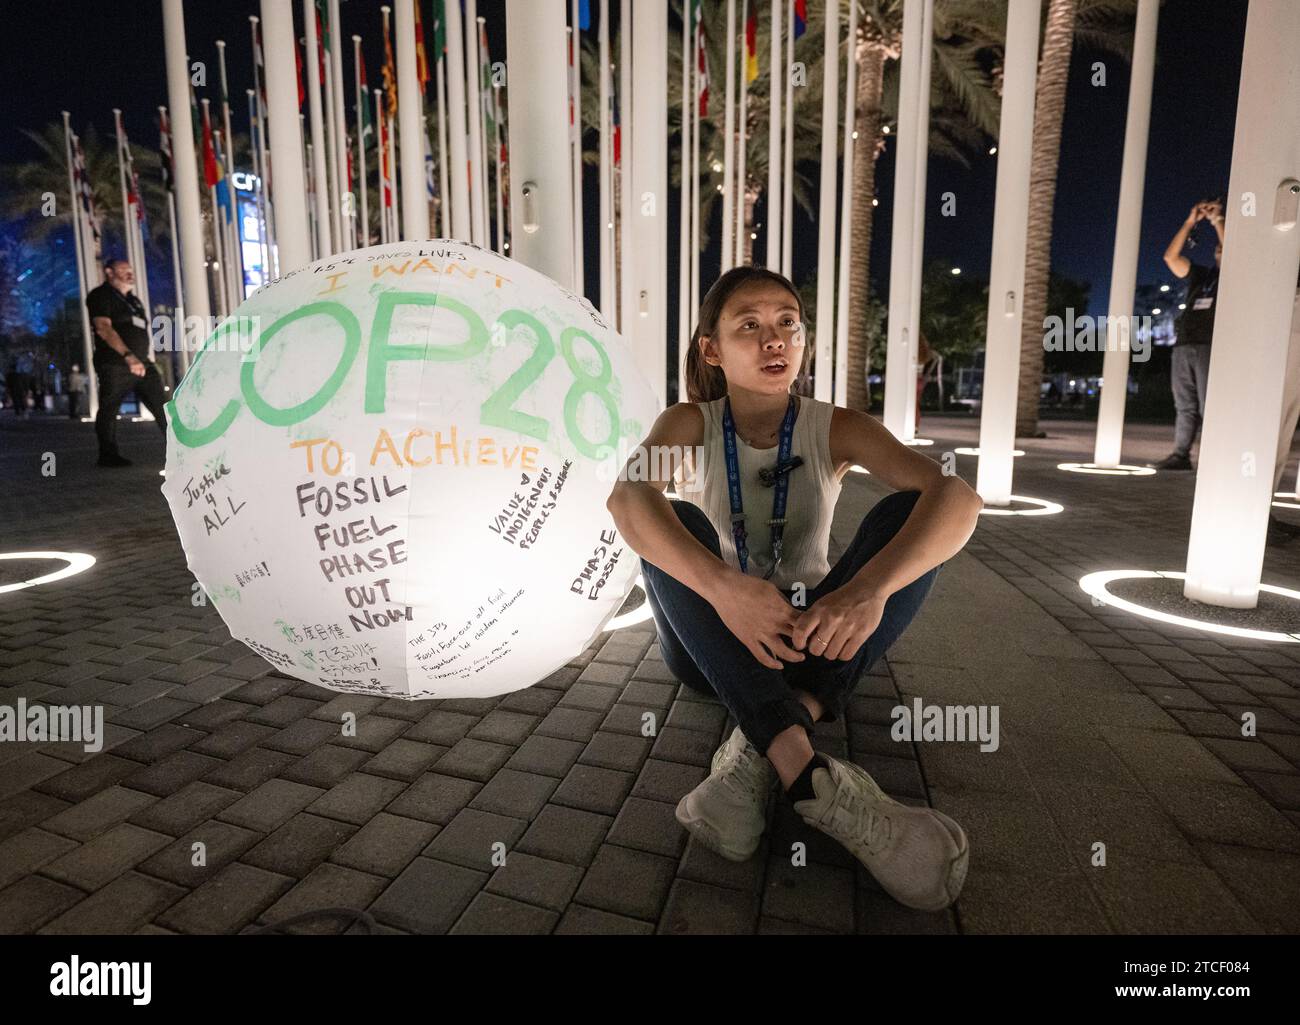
[673,395,843,589]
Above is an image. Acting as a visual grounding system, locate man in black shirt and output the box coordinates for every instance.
[86,258,168,467]
[1149,200,1224,470]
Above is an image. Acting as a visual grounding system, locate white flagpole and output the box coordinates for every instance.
[396,0,429,238]
[376,88,390,244]
[246,90,270,284]
[766,0,781,271]
[493,77,505,255]
[353,34,370,247]
[322,23,343,249]
[201,99,229,317]
[570,7,585,294]
[216,40,246,295]
[736,0,748,267]
[441,0,470,240]
[465,0,485,246]
[159,105,187,370]
[678,3,691,370]
[598,0,613,318]
[721,0,736,274]
[304,0,334,255]
[304,115,318,259]
[249,17,278,279]
[388,110,400,239]
[111,110,135,278]
[62,111,98,416]
[478,18,493,249]
[813,0,839,401]
[328,0,351,250]
[834,0,857,407]
[437,52,451,237]
[781,0,794,279]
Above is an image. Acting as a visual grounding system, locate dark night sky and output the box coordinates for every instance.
[0,0,1247,325]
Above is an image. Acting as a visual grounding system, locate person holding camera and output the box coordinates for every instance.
[1150,198,1225,471]
[86,258,168,467]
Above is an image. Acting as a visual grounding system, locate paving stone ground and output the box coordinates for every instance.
[1,411,1298,934]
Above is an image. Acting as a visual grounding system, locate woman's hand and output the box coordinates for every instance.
[709,571,806,670]
[791,584,887,662]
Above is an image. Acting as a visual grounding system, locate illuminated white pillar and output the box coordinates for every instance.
[974,0,1041,506]
[303,0,333,255]
[630,0,668,406]
[506,0,575,289]
[1184,0,1300,607]
[1094,0,1159,467]
[353,35,370,247]
[396,0,429,238]
[813,0,839,402]
[569,3,585,292]
[328,0,350,249]
[162,0,211,333]
[884,0,931,440]
[443,0,471,240]
[780,0,793,278]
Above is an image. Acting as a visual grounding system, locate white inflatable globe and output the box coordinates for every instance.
[162,240,659,699]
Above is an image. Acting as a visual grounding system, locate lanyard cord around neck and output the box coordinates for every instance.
[721,394,797,579]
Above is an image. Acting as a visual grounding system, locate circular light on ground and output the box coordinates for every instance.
[1058,462,1155,476]
[978,495,1064,516]
[954,447,1024,457]
[1079,569,1300,643]
[604,574,654,631]
[0,552,96,595]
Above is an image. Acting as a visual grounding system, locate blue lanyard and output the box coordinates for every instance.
[721,395,797,579]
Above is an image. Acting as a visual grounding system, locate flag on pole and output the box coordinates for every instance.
[432,0,447,57]
[214,130,232,220]
[315,2,329,85]
[695,2,710,117]
[254,20,269,108]
[294,32,305,109]
[611,67,621,166]
[793,0,807,40]
[382,12,398,118]
[414,0,430,91]
[359,53,374,143]
[745,2,759,83]
[159,108,175,192]
[425,133,435,199]
[579,0,591,31]
[72,133,101,246]
[201,103,220,188]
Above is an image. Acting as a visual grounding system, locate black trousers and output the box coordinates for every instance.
[94,356,168,456]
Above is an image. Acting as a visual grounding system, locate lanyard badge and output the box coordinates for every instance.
[721,395,798,580]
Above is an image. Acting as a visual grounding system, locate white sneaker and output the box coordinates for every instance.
[793,755,969,911]
[674,725,776,861]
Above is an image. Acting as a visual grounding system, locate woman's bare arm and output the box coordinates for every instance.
[606,403,737,605]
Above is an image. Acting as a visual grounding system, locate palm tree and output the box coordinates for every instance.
[1015,0,1134,438]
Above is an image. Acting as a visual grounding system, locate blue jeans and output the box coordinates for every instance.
[1171,343,1212,458]
[640,490,942,755]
